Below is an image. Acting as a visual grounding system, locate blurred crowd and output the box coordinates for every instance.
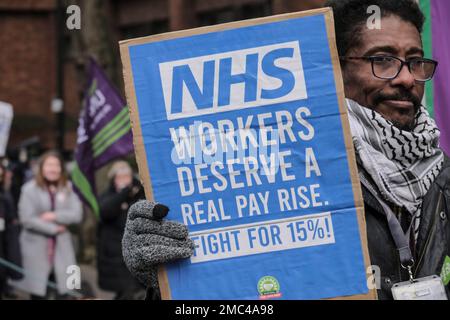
[0,149,146,300]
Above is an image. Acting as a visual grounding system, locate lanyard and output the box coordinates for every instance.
[360,175,416,282]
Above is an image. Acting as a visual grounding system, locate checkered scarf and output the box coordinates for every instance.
[346,99,444,239]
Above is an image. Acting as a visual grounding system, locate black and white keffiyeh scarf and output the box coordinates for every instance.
[346,99,444,240]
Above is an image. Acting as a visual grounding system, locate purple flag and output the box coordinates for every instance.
[72,58,133,217]
[431,0,450,155]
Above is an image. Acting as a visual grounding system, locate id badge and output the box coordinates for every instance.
[0,217,5,232]
[392,275,448,300]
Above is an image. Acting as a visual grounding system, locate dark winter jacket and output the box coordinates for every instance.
[97,178,145,293]
[365,156,450,300]
[0,190,23,292]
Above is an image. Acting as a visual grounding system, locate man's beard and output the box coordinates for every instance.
[391,119,416,131]
[372,89,422,131]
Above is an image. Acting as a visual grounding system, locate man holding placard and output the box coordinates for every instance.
[121,0,450,300]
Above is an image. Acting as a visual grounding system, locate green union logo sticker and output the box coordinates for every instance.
[258,276,282,299]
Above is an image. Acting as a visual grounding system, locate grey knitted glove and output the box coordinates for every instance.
[122,200,194,290]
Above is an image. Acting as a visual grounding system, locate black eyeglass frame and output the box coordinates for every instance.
[339,55,438,82]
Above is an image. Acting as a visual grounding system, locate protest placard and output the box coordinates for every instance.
[120,7,376,300]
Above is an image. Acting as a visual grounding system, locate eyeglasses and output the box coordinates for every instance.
[340,55,438,82]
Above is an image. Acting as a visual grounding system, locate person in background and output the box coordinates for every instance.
[12,151,83,299]
[0,162,22,299]
[97,160,145,300]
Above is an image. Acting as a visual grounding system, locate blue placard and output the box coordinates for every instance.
[122,10,370,300]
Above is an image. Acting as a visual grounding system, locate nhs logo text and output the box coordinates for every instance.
[159,41,307,120]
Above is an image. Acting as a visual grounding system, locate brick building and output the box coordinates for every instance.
[0,0,325,154]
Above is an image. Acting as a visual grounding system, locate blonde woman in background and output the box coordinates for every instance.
[12,151,82,299]
[97,160,145,299]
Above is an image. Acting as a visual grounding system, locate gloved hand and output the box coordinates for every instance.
[122,200,194,290]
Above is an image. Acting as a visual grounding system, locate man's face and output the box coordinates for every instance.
[342,15,425,131]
